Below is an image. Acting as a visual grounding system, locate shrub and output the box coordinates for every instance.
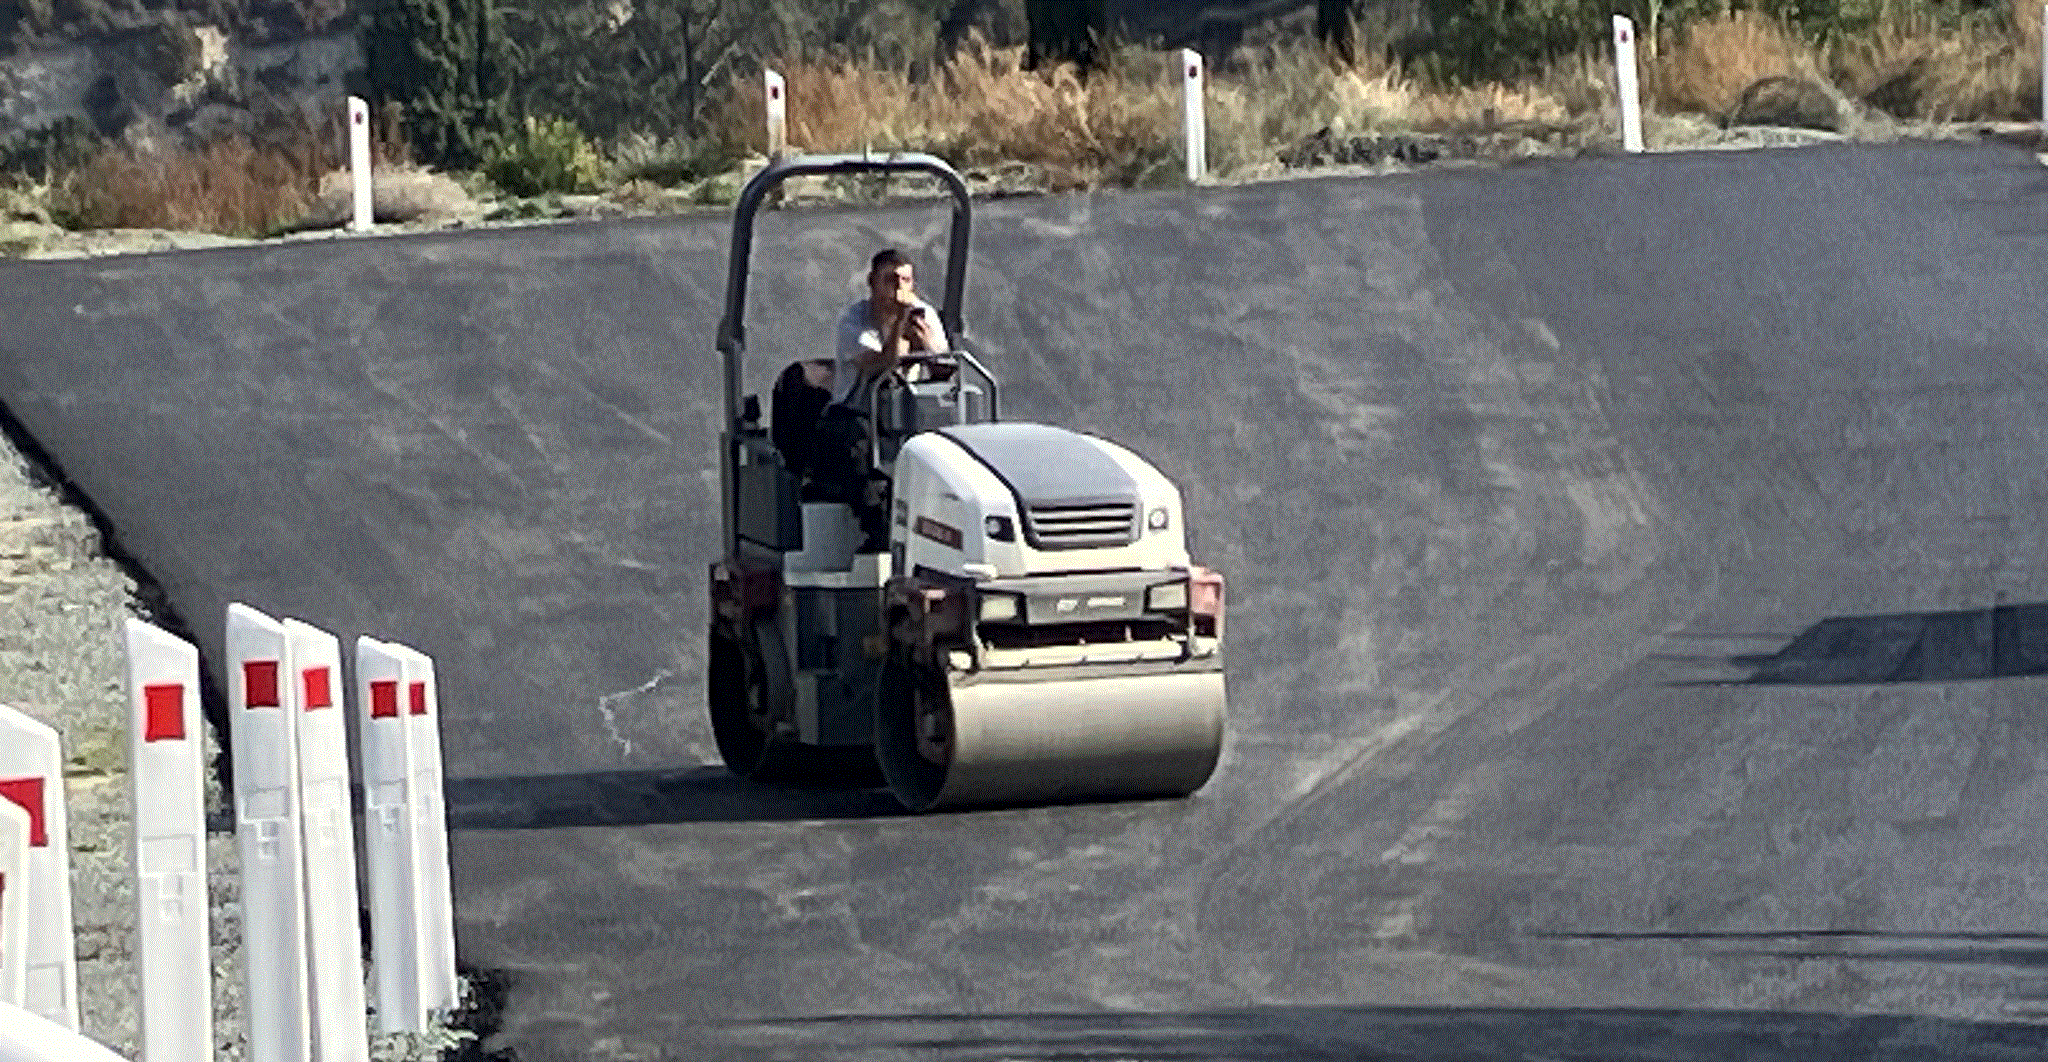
[481,115,607,198]
[47,130,336,237]
[359,0,519,170]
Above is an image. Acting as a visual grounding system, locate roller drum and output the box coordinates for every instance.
[877,654,1225,812]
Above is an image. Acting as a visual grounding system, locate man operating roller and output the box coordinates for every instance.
[813,248,950,551]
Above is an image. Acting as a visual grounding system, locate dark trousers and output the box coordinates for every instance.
[810,404,887,545]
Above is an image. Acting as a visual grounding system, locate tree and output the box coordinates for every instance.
[939,0,1019,57]
[360,0,519,170]
[1023,0,1106,75]
[1318,0,1358,65]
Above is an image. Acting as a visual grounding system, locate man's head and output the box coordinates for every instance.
[868,248,916,309]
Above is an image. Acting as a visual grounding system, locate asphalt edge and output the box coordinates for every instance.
[0,390,510,1060]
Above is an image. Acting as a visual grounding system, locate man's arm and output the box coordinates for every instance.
[838,305,895,382]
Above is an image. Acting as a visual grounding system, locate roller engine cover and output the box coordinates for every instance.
[890,422,1191,581]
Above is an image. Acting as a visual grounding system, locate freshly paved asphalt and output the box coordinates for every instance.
[5,140,2048,1060]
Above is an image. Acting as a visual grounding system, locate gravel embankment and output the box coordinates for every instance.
[0,420,463,1058]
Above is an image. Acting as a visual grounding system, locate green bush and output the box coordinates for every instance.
[359,0,520,171]
[1744,0,1889,41]
[1407,0,1640,82]
[0,116,101,184]
[482,115,606,198]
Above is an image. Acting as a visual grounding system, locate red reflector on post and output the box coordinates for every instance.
[409,681,428,716]
[144,683,185,741]
[370,680,398,718]
[0,777,47,847]
[303,666,334,710]
[245,660,281,708]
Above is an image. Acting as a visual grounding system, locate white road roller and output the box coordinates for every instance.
[707,152,1227,812]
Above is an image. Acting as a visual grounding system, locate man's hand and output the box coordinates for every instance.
[905,308,936,351]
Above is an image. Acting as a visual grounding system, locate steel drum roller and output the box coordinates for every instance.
[877,659,1226,812]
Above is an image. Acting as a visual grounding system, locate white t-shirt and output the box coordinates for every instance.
[832,297,948,406]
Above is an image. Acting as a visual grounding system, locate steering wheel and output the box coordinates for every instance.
[894,351,959,382]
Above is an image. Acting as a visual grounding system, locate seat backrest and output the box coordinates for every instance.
[770,359,832,476]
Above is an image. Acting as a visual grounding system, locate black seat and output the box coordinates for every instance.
[770,359,833,484]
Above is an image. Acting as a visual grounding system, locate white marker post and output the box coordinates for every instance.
[389,642,457,1018]
[0,800,27,1010]
[2040,4,2047,141]
[348,96,373,232]
[1181,48,1207,184]
[764,70,788,160]
[0,1000,129,1062]
[0,705,75,1032]
[284,620,371,1062]
[1612,15,1644,153]
[123,620,214,1062]
[353,637,423,1034]
[226,604,312,1062]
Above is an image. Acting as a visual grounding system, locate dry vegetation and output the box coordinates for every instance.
[32,108,420,237]
[1647,2,2044,121]
[7,2,2046,241]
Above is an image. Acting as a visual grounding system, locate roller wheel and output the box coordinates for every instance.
[707,624,881,789]
[708,624,777,778]
[874,645,953,811]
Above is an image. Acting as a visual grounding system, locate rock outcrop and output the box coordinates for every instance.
[1,14,361,155]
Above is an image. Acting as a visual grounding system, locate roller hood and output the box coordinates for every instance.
[936,423,1140,508]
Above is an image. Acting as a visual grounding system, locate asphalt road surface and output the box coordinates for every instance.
[5,140,2048,1061]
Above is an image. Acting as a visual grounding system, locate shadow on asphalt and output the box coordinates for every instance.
[1539,929,2048,972]
[441,766,906,828]
[712,1004,2048,1061]
[1660,601,2048,686]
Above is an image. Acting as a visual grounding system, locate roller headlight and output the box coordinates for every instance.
[1147,507,1171,531]
[978,591,1022,623]
[985,514,1016,542]
[1145,580,1188,612]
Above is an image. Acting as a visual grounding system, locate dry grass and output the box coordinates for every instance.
[1643,3,2044,124]
[51,133,331,236]
[46,109,413,237]
[688,3,2046,190]
[706,35,1183,188]
[26,3,2048,236]
[1648,10,1820,117]
[1828,1,2041,120]
[703,30,1627,187]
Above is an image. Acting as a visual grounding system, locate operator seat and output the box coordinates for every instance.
[770,358,834,492]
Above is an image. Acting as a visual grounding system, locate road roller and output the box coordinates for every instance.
[706,151,1227,812]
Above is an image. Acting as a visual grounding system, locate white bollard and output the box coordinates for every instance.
[353,638,423,1034]
[0,799,27,1010]
[282,620,370,1062]
[2040,4,2046,140]
[1180,48,1207,183]
[0,1000,128,1062]
[122,619,213,1062]
[348,96,373,232]
[225,604,311,1062]
[763,70,787,160]
[1612,15,1644,153]
[0,705,75,1032]
[388,642,457,1018]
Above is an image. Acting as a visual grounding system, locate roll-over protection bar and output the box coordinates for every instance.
[715,151,997,427]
